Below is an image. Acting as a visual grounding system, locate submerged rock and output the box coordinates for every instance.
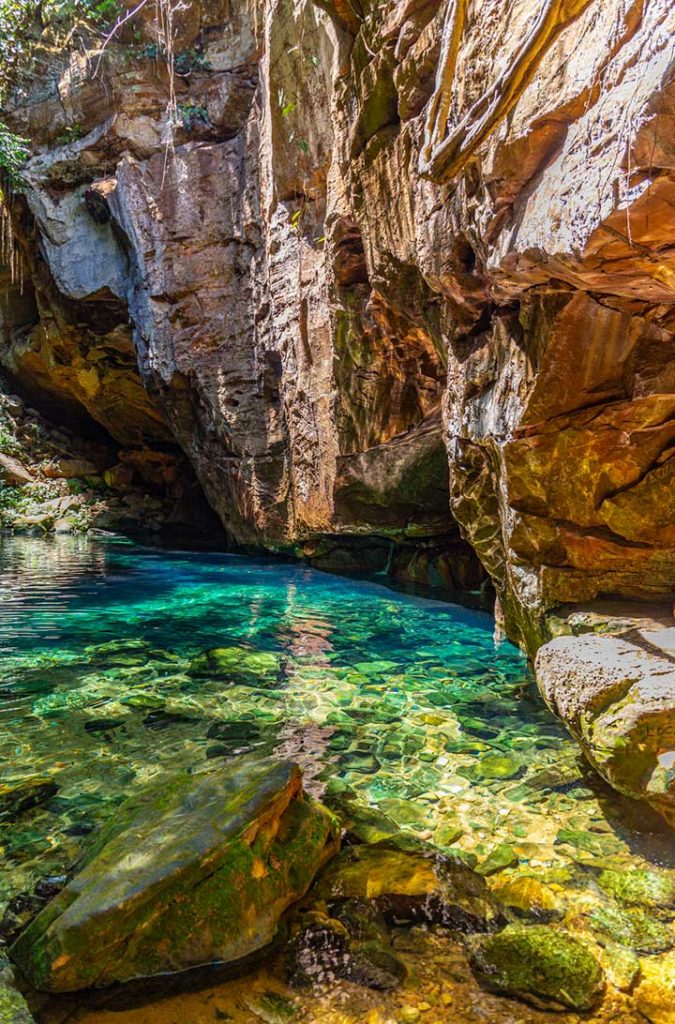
[535,634,675,826]
[469,925,605,1011]
[589,902,674,954]
[0,954,35,1024]
[314,844,499,931]
[597,868,675,909]
[635,950,675,1024]
[0,777,58,817]
[491,875,562,922]
[476,844,518,877]
[189,647,284,685]
[286,903,406,992]
[10,759,339,992]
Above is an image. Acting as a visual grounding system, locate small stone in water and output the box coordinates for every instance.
[476,844,519,876]
[84,718,126,733]
[459,754,523,782]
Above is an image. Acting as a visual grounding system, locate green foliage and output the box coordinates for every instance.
[0,122,29,188]
[277,88,295,118]
[0,419,20,453]
[0,483,26,526]
[177,103,209,131]
[138,43,212,76]
[173,47,211,75]
[0,0,122,99]
[55,122,86,145]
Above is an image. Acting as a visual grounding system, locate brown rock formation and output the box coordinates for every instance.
[0,0,672,643]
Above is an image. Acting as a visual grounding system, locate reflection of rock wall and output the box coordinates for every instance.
[1,0,674,646]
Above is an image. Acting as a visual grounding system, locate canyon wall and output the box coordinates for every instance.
[1,0,673,650]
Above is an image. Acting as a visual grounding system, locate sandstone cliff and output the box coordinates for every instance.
[1,0,673,651]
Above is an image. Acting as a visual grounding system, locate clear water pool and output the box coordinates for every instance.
[1,534,672,1024]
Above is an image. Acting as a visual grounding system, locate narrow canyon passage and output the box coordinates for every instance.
[0,1,673,1023]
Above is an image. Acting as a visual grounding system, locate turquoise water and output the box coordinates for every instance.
[0,534,670,945]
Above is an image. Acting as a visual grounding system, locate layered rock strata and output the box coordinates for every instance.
[2,0,672,647]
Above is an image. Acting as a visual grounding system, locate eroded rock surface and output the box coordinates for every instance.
[10,758,339,992]
[2,0,672,645]
[1,2,674,820]
[535,633,675,826]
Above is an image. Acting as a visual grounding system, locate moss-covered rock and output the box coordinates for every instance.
[469,925,605,1011]
[10,759,339,992]
[189,647,284,685]
[589,903,675,954]
[314,844,500,931]
[0,955,35,1024]
[597,868,675,909]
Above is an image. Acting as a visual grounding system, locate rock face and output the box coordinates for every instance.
[10,759,339,992]
[535,633,675,827]
[4,0,673,634]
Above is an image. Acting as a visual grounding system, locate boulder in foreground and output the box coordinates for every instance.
[535,633,675,828]
[11,759,339,992]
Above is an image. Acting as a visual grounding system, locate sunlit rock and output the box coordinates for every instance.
[10,759,339,992]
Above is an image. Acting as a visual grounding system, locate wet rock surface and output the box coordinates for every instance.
[3,0,672,645]
[535,633,675,827]
[10,759,339,992]
[469,925,605,1012]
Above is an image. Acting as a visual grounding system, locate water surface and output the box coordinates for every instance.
[1,535,672,1024]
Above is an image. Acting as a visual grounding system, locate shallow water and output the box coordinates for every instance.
[1,534,673,1024]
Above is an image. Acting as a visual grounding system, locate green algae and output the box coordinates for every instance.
[597,868,675,909]
[469,925,605,1011]
[589,903,675,954]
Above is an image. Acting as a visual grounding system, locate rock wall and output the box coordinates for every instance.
[1,0,673,647]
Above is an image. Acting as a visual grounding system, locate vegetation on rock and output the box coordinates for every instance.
[469,925,605,1011]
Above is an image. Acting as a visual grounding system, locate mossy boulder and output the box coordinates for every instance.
[10,759,339,992]
[189,646,284,685]
[314,844,500,931]
[589,903,674,953]
[0,955,34,1024]
[469,925,605,1011]
[597,868,675,909]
